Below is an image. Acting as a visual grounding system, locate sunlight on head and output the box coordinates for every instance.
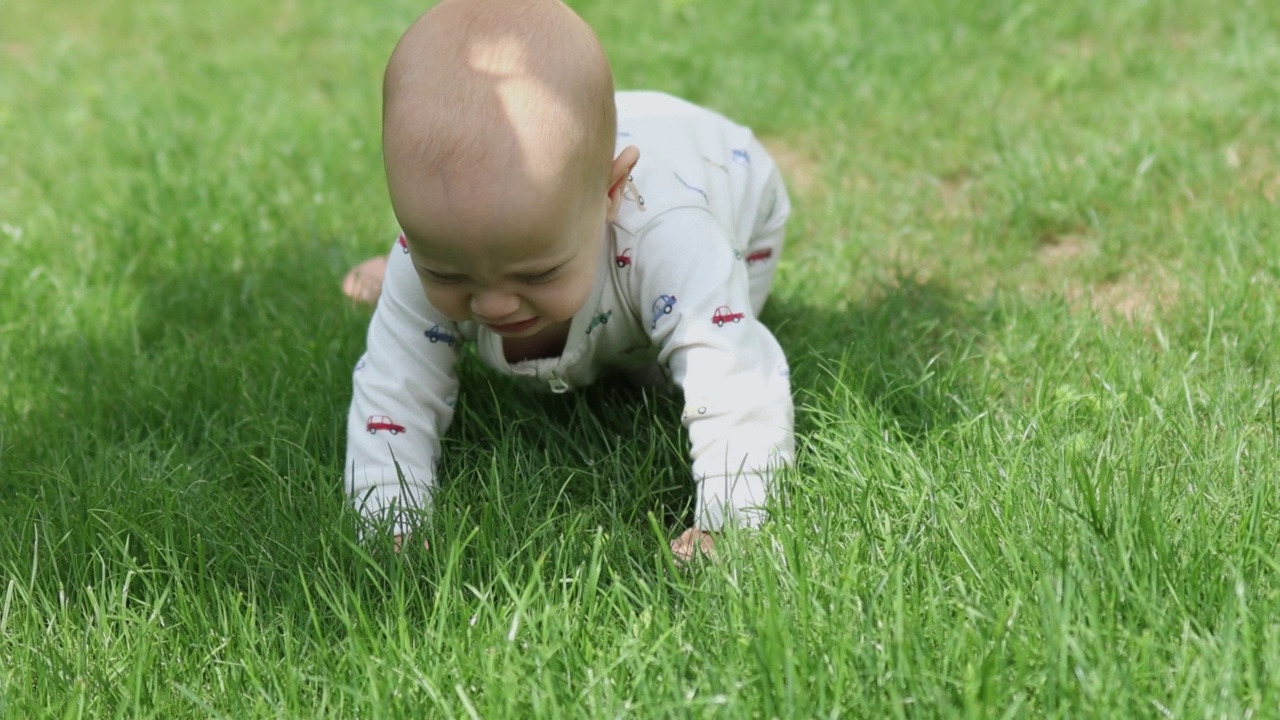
[466,34,584,189]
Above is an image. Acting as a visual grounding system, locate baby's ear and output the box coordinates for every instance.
[606,146,640,221]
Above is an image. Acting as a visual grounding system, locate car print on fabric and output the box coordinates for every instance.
[712,305,745,326]
[731,148,750,166]
[424,324,457,346]
[586,310,612,335]
[745,248,773,265]
[651,294,677,329]
[367,415,406,435]
[615,248,632,268]
[397,233,410,253]
[673,173,708,202]
[702,155,728,173]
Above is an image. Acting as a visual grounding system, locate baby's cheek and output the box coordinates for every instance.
[425,287,469,322]
[576,268,602,303]
[550,282,593,319]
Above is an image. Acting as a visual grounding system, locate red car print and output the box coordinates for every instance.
[424,324,457,346]
[615,248,632,268]
[366,415,406,435]
[711,306,744,326]
[745,248,773,265]
[397,233,410,254]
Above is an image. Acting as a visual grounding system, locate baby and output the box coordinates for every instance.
[345,0,794,562]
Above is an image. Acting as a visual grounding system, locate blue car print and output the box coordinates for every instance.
[732,148,750,166]
[651,294,677,329]
[673,173,708,202]
[424,324,457,346]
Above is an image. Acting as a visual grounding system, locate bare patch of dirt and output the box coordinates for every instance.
[760,137,821,197]
[1023,232,1179,324]
[927,170,976,221]
[4,43,32,61]
[1222,141,1280,204]
[1063,271,1180,324]
[1264,175,1280,203]
[1036,233,1097,268]
[1052,36,1096,61]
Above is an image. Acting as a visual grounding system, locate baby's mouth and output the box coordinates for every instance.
[485,317,539,333]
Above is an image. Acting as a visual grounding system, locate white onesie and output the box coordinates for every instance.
[345,91,794,536]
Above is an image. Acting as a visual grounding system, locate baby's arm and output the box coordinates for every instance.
[345,233,461,538]
[631,210,795,530]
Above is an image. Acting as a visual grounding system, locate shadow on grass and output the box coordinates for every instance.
[767,274,988,441]
[1,240,990,613]
[0,239,367,602]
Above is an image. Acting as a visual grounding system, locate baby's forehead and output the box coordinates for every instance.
[410,169,585,240]
[386,116,590,232]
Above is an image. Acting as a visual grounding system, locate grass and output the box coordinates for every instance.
[2,0,1279,716]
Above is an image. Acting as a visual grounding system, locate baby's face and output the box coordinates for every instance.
[395,178,606,338]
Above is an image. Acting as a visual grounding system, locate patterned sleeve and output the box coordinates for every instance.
[630,210,795,530]
[345,233,461,537]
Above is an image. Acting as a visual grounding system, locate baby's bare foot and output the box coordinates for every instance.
[670,528,717,565]
[393,534,430,553]
[342,256,389,305]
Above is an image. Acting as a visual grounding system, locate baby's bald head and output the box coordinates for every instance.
[383,0,617,224]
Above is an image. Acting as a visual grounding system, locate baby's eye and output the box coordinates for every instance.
[422,268,467,284]
[517,268,561,285]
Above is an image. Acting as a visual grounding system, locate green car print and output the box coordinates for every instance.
[586,310,612,335]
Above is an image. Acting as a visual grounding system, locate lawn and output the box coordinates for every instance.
[2,0,1279,716]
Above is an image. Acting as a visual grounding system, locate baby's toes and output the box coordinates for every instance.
[342,256,389,305]
[670,528,716,565]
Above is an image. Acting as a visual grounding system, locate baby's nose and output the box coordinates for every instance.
[471,289,521,319]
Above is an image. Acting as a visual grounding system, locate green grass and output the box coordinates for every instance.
[2,0,1279,716]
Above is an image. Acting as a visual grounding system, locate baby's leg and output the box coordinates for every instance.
[741,145,792,316]
[342,255,389,305]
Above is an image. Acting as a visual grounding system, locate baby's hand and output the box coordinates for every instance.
[393,534,430,553]
[670,528,716,565]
